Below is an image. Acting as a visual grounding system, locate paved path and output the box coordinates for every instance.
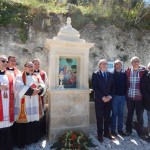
[89,125,149,150]
[14,124,150,150]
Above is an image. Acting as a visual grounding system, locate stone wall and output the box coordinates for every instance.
[0,15,150,78]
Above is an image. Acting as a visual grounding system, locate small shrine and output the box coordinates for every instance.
[44,17,94,141]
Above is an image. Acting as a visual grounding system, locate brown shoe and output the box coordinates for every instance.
[104,133,115,140]
[98,135,103,142]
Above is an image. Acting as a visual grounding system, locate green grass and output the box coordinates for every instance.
[6,0,67,13]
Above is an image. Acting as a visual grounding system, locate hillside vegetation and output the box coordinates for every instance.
[0,0,150,42]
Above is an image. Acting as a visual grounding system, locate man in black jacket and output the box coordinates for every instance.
[92,59,115,142]
[140,62,150,141]
[111,60,127,137]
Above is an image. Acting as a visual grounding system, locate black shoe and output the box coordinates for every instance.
[111,131,117,137]
[118,131,127,136]
[138,133,148,139]
[98,135,103,142]
[145,136,150,142]
[104,133,115,140]
[125,131,132,136]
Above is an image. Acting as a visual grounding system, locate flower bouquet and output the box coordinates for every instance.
[50,130,95,150]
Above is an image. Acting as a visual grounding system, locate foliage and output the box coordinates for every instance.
[118,54,129,62]
[67,4,85,30]
[18,28,28,43]
[50,130,95,150]
[67,0,78,5]
[82,0,150,30]
[0,0,149,43]
[0,1,31,26]
[0,0,32,43]
[0,0,66,43]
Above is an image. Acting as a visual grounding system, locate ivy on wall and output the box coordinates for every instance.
[0,1,47,43]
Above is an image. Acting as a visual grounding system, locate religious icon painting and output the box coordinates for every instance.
[59,57,77,88]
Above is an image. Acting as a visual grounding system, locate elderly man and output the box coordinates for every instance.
[92,59,115,142]
[14,61,46,148]
[7,56,21,79]
[32,58,48,137]
[111,60,127,137]
[0,55,14,150]
[126,56,145,137]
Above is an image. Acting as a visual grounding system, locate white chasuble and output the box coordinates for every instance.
[14,73,46,123]
[0,75,13,128]
[34,71,48,111]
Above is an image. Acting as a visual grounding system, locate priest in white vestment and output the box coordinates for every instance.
[0,55,14,150]
[6,56,21,79]
[32,58,48,137]
[14,61,46,148]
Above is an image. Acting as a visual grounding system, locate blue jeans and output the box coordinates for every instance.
[111,95,126,132]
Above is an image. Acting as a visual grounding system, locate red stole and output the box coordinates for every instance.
[14,68,20,77]
[0,72,14,122]
[40,71,45,108]
[40,71,45,82]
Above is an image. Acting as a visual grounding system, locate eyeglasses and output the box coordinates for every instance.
[25,65,33,68]
[132,60,140,63]
[9,60,16,62]
[101,63,108,65]
[0,60,8,63]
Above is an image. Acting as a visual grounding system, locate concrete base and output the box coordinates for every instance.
[48,89,90,142]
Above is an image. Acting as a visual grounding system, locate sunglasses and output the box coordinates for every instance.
[0,60,8,63]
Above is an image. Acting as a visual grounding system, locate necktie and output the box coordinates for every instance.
[103,72,107,82]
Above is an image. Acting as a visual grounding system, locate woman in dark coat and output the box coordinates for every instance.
[140,63,150,141]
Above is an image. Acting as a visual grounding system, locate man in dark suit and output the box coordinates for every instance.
[92,59,115,142]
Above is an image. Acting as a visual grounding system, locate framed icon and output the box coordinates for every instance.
[59,57,77,88]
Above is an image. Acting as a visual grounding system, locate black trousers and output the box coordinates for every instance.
[95,100,112,136]
[0,126,13,150]
[126,99,144,136]
[13,121,41,149]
